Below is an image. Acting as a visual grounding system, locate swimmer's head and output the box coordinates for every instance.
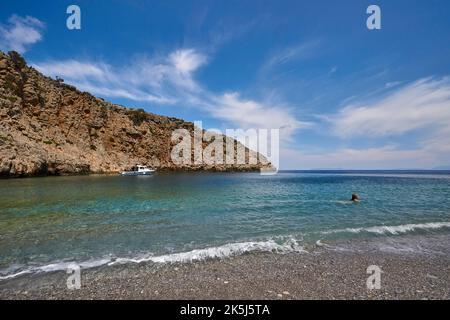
[351,193,360,202]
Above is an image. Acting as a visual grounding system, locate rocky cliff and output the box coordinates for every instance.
[0,51,270,177]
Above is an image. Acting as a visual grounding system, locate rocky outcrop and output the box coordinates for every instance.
[0,51,271,177]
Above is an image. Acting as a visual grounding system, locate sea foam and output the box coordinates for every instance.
[2,221,449,281]
[322,221,450,235]
[0,238,305,280]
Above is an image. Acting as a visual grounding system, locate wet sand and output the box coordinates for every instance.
[1,235,449,300]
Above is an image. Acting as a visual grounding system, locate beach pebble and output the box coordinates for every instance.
[283,291,290,295]
[223,281,229,284]
[277,293,283,298]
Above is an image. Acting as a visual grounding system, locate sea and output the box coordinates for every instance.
[1,170,449,279]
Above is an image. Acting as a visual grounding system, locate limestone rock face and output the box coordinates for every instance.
[0,51,271,177]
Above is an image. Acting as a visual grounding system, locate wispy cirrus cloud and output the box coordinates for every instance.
[33,49,208,104]
[262,41,320,71]
[281,139,450,170]
[331,77,450,137]
[34,48,306,141]
[210,92,311,139]
[384,81,402,89]
[0,15,45,53]
[287,77,450,169]
[169,48,208,74]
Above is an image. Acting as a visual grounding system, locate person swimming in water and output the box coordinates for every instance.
[351,193,360,202]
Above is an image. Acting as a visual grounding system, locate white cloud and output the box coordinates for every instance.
[169,49,207,74]
[384,81,402,88]
[34,48,306,141]
[32,49,208,104]
[35,60,110,81]
[211,92,310,140]
[34,60,174,104]
[281,143,449,170]
[332,77,450,137]
[262,41,320,71]
[299,77,450,169]
[0,15,45,53]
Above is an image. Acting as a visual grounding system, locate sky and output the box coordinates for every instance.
[1,0,450,169]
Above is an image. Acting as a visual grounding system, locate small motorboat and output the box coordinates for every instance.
[121,165,155,176]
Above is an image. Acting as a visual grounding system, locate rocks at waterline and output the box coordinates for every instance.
[0,51,271,177]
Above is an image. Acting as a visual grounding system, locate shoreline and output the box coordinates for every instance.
[0,167,266,179]
[1,234,449,300]
[2,169,449,180]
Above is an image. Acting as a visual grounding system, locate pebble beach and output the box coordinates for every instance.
[1,234,449,300]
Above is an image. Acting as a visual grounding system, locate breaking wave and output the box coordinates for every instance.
[321,221,450,235]
[2,221,449,281]
[0,238,305,280]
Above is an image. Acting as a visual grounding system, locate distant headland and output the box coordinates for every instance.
[0,51,271,177]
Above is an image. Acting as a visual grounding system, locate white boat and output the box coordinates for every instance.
[121,165,155,176]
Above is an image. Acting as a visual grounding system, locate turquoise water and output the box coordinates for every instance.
[1,171,450,277]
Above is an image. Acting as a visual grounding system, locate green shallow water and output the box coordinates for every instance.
[1,171,450,276]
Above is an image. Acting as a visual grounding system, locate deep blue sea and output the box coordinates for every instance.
[1,171,450,279]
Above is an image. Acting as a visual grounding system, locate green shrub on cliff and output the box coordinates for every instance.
[8,51,26,70]
[126,108,148,126]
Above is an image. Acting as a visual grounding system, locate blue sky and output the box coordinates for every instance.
[1,0,450,169]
